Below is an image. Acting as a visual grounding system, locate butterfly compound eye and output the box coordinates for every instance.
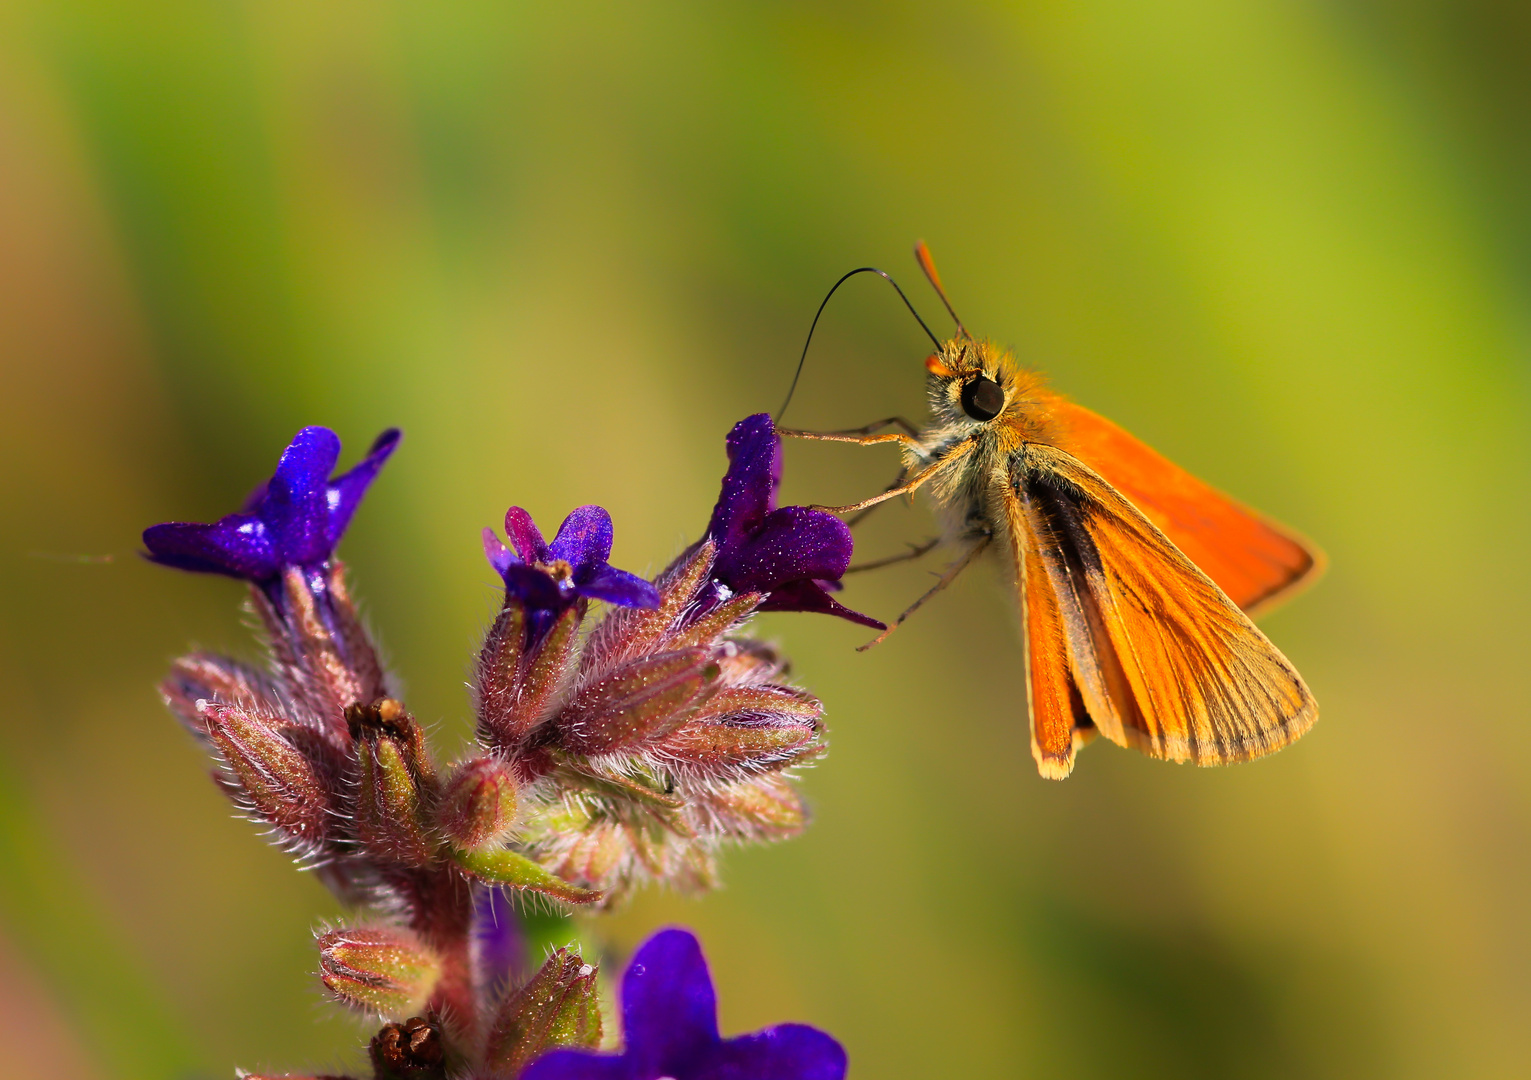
[961,376,1005,421]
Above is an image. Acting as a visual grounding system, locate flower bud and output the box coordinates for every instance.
[483,948,601,1074]
[579,540,718,678]
[656,718,822,772]
[347,700,437,866]
[436,757,519,851]
[200,701,334,851]
[704,772,808,841]
[475,599,526,731]
[656,685,824,774]
[557,649,719,755]
[317,926,441,1018]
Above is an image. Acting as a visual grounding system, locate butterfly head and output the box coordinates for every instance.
[926,338,1014,425]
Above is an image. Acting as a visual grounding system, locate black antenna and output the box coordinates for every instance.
[775,266,942,423]
[914,241,969,338]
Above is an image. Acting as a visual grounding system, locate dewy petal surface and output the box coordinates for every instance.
[519,1050,632,1080]
[701,414,881,629]
[483,527,520,578]
[576,564,660,609]
[622,928,719,1075]
[143,515,276,580]
[758,580,884,629]
[260,426,341,566]
[143,426,398,584]
[705,414,780,551]
[504,506,550,563]
[704,1025,848,1080]
[548,505,615,567]
[716,507,852,592]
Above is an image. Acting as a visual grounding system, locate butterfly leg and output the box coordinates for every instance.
[844,535,941,574]
[855,533,991,651]
[777,416,921,442]
[846,466,911,528]
[805,442,975,516]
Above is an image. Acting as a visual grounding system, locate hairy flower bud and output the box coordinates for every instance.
[483,948,601,1074]
[201,701,334,851]
[476,600,584,750]
[436,756,519,851]
[348,700,437,866]
[317,926,442,1018]
[557,649,720,755]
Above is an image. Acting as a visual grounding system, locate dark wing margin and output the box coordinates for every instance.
[1008,444,1317,771]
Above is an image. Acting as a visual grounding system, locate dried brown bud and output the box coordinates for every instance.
[369,1016,445,1079]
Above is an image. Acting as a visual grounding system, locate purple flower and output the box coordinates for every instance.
[143,426,400,586]
[703,414,882,629]
[484,505,659,625]
[522,927,846,1080]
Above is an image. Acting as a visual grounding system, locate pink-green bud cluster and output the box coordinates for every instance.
[474,540,828,905]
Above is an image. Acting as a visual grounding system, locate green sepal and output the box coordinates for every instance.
[448,845,601,905]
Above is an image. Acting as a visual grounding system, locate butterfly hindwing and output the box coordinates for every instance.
[1006,489,1087,779]
[1008,445,1317,771]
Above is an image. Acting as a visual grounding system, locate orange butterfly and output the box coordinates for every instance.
[779,244,1323,779]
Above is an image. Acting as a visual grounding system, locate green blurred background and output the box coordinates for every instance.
[3,2,1530,1077]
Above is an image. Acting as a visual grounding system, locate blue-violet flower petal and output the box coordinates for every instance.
[484,505,659,619]
[143,426,400,584]
[704,414,882,629]
[521,927,847,1080]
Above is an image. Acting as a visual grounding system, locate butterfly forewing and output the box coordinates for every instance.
[1052,400,1322,615]
[1009,445,1317,773]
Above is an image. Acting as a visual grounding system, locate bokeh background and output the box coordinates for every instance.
[3,2,1530,1077]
